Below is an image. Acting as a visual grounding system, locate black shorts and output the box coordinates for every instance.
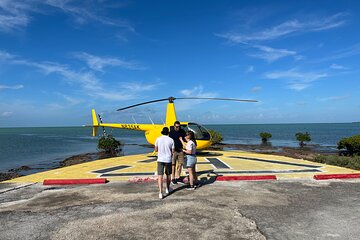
[157,162,172,175]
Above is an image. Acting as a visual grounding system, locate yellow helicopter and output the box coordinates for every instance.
[91,97,257,149]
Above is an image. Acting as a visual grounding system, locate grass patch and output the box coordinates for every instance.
[313,155,360,170]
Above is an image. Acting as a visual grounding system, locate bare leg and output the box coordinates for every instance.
[187,167,194,186]
[176,164,182,179]
[171,164,176,180]
[193,168,198,183]
[158,175,163,193]
[166,174,171,189]
[171,154,177,180]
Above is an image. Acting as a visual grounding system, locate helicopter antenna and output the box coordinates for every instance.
[117,96,257,111]
[148,114,154,125]
[131,115,137,124]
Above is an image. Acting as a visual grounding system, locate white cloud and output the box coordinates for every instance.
[30,61,102,91]
[216,12,347,43]
[0,0,33,32]
[251,86,262,92]
[0,50,159,102]
[180,85,217,98]
[0,0,133,32]
[122,82,160,92]
[315,43,360,62]
[294,55,306,61]
[45,103,65,110]
[0,84,24,90]
[330,63,348,70]
[177,86,218,111]
[296,101,307,106]
[1,111,13,117]
[0,50,16,60]
[94,82,162,101]
[246,65,255,73]
[287,83,311,91]
[265,69,328,91]
[226,64,241,69]
[319,95,349,101]
[55,92,81,105]
[265,69,327,82]
[249,45,296,62]
[44,0,134,31]
[74,52,146,71]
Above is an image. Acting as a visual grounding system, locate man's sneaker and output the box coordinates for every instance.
[186,185,195,191]
[159,193,163,199]
[165,187,172,194]
[171,179,177,185]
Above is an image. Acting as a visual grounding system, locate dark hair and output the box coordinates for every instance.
[186,130,197,146]
[174,121,180,126]
[161,127,169,135]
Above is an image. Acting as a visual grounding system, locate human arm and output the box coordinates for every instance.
[154,139,158,152]
[182,148,192,155]
[179,136,186,148]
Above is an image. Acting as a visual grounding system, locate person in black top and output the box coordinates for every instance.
[169,121,186,184]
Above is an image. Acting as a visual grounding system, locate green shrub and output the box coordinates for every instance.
[312,155,326,163]
[295,132,311,147]
[337,135,360,156]
[259,132,272,142]
[325,156,349,167]
[97,135,121,155]
[313,155,360,170]
[208,129,223,145]
[346,157,360,170]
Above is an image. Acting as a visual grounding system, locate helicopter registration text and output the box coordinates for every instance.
[121,124,141,130]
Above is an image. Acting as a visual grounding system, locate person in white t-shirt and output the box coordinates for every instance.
[155,127,175,199]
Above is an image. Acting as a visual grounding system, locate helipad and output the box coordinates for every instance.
[4,150,360,183]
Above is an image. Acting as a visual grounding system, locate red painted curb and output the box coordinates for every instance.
[314,173,360,180]
[43,178,108,185]
[216,175,277,181]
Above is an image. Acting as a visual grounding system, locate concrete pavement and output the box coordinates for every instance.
[1,179,359,240]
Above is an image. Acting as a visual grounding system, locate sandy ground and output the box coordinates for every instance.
[1,179,360,240]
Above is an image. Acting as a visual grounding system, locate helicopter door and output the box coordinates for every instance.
[187,123,211,140]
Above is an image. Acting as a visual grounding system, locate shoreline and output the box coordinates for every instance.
[0,143,338,182]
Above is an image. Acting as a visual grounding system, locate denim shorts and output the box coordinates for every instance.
[186,155,197,167]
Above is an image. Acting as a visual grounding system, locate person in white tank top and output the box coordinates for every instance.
[180,130,198,190]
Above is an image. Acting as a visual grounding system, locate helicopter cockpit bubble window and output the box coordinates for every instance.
[186,123,211,140]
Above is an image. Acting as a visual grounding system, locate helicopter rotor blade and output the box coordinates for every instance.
[117,98,170,111]
[175,97,258,102]
[117,96,257,111]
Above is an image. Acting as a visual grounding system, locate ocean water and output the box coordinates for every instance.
[0,123,359,172]
[0,127,149,172]
[207,123,360,147]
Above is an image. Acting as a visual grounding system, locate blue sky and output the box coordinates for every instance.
[0,0,360,127]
